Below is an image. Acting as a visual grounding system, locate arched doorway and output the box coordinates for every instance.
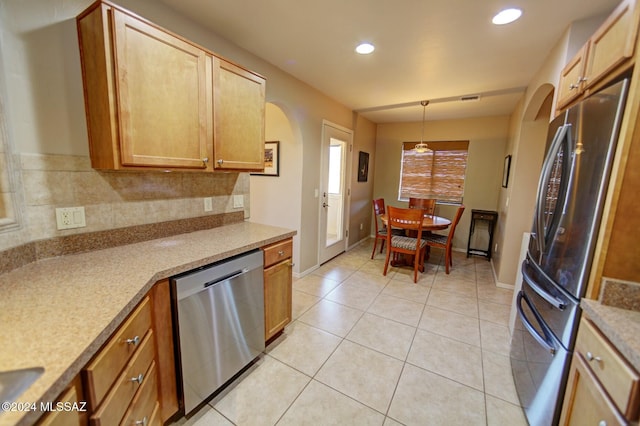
[249,102,303,273]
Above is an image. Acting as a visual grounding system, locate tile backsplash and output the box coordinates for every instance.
[0,153,249,251]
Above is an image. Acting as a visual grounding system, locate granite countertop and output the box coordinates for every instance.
[0,221,295,426]
[581,299,640,372]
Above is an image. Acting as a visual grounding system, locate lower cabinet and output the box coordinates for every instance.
[38,377,87,426]
[560,317,640,425]
[38,280,178,425]
[263,238,293,342]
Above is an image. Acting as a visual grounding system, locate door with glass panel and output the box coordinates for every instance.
[319,122,352,264]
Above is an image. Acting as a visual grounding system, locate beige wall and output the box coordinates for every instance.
[373,116,510,252]
[349,114,377,246]
[250,103,303,272]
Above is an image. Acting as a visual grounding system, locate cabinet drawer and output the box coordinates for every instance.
[575,318,640,418]
[263,239,292,268]
[84,296,152,409]
[120,361,160,426]
[38,384,82,426]
[471,213,496,221]
[90,331,156,426]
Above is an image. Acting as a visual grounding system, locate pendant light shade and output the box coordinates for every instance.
[414,100,432,153]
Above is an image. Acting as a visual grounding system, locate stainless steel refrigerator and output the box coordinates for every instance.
[510,76,630,426]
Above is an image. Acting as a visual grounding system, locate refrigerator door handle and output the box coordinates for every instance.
[522,260,566,310]
[534,125,570,256]
[516,292,557,355]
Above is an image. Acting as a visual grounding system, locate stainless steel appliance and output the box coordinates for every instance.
[172,249,265,415]
[510,77,630,426]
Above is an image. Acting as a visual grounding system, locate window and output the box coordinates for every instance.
[399,140,469,203]
[327,143,344,194]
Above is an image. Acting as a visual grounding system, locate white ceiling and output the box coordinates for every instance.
[159,0,619,123]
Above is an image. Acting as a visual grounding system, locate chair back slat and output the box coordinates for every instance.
[387,206,424,234]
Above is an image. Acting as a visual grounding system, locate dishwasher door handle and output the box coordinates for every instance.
[204,268,249,289]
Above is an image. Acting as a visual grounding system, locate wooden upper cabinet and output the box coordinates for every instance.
[77,1,265,172]
[584,0,639,90]
[111,10,212,170]
[556,0,639,111]
[213,57,266,171]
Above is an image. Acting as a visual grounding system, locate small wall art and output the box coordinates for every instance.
[252,141,280,176]
[358,151,369,182]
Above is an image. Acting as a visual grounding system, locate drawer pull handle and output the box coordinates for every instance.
[130,373,144,384]
[125,336,140,346]
[586,352,602,363]
[134,417,148,426]
[278,250,285,256]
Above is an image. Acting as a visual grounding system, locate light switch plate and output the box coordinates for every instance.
[56,207,86,230]
[233,195,244,209]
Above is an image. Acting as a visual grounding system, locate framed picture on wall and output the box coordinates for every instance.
[251,141,280,176]
[502,154,511,188]
[358,151,369,182]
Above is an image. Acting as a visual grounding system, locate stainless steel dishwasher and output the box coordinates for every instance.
[171,249,264,415]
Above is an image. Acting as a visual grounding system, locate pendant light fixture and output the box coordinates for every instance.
[414,100,432,153]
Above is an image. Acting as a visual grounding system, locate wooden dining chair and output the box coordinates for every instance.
[408,197,436,217]
[383,206,428,283]
[424,205,465,274]
[371,198,389,258]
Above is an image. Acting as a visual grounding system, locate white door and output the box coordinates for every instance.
[319,122,352,264]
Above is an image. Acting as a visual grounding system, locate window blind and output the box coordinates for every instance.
[399,141,469,203]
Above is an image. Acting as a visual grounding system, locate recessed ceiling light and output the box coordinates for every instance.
[355,43,375,55]
[492,8,522,25]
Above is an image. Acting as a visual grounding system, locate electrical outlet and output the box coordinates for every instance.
[233,195,244,209]
[204,197,213,212]
[56,207,86,230]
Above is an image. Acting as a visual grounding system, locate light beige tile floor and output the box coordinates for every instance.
[175,239,527,426]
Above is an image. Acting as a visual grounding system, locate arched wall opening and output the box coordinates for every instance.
[495,84,555,286]
[249,102,303,273]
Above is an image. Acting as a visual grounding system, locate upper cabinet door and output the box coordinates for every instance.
[213,58,265,171]
[112,11,212,169]
[556,44,588,110]
[583,0,639,90]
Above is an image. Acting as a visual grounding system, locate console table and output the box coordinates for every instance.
[467,209,498,260]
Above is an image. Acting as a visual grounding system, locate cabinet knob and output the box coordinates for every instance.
[278,250,285,256]
[130,373,144,384]
[202,157,209,164]
[134,417,148,426]
[217,159,224,165]
[599,421,607,426]
[125,336,140,346]
[586,351,602,363]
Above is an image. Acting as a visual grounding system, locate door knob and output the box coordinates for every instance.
[323,202,330,208]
